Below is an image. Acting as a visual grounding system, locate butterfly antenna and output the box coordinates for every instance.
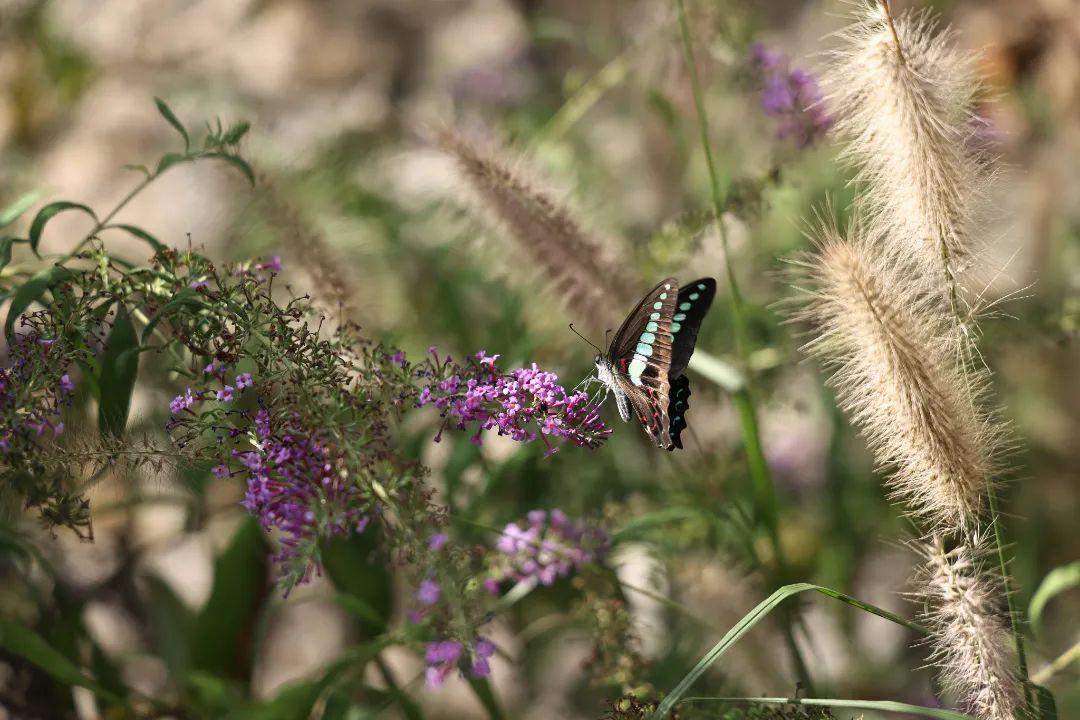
[568,323,603,354]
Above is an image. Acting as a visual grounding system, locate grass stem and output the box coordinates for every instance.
[673,0,810,693]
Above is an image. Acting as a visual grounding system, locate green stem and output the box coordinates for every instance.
[375,655,426,720]
[673,0,809,692]
[467,677,507,720]
[987,488,1031,694]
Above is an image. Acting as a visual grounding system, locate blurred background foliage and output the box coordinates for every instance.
[0,0,1078,718]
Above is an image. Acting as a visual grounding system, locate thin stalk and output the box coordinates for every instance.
[987,488,1032,697]
[1032,635,1080,685]
[375,655,426,720]
[673,0,810,691]
[467,677,507,720]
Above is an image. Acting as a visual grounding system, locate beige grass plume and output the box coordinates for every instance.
[438,129,634,332]
[823,1,987,306]
[917,535,1023,720]
[794,221,1002,534]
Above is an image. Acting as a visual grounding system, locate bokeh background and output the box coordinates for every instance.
[1,0,1078,717]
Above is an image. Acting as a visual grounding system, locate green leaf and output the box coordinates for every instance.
[675,697,975,720]
[156,152,189,176]
[155,97,190,152]
[0,617,110,696]
[28,201,98,256]
[687,349,744,393]
[321,528,391,639]
[1032,684,1058,720]
[106,224,165,253]
[141,287,207,343]
[0,235,13,273]
[98,307,139,437]
[142,575,192,685]
[0,191,41,228]
[204,152,255,186]
[5,265,75,339]
[467,677,507,720]
[190,518,268,679]
[653,583,928,718]
[1029,561,1080,636]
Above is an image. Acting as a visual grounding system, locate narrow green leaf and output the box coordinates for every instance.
[141,287,207,343]
[28,201,98,256]
[0,235,13,273]
[1032,684,1058,720]
[653,583,927,718]
[98,307,139,437]
[155,97,190,152]
[5,266,76,339]
[0,617,108,695]
[156,152,189,176]
[467,677,507,720]
[687,349,744,393]
[322,528,391,639]
[142,575,192,685]
[611,506,709,544]
[1029,561,1080,636]
[204,152,256,186]
[106,224,165,253]
[0,190,41,228]
[678,697,975,720]
[190,518,268,679]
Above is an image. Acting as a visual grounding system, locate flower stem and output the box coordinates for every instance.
[673,0,810,693]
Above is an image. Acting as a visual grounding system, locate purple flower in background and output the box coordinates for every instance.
[488,509,607,587]
[170,389,198,414]
[751,42,832,147]
[216,386,235,402]
[470,637,496,678]
[418,350,610,451]
[235,373,253,389]
[391,350,407,368]
[59,374,75,394]
[212,464,231,479]
[257,255,283,273]
[429,532,448,551]
[189,278,209,290]
[425,640,464,688]
[417,578,441,606]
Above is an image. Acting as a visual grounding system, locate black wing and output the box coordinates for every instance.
[607,278,679,449]
[668,278,716,380]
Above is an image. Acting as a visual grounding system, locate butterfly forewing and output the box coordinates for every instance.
[668,278,716,379]
[607,278,679,448]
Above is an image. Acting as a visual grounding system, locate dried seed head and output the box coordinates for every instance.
[793,222,1002,533]
[438,129,633,331]
[916,536,1023,720]
[824,2,988,299]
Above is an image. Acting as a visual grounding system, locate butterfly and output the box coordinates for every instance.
[592,277,716,451]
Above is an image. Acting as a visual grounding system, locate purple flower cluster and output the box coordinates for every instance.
[167,368,369,591]
[751,43,832,147]
[418,350,610,452]
[0,335,73,451]
[239,409,369,588]
[425,637,496,688]
[487,509,607,588]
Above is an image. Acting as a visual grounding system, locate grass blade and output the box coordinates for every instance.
[679,696,975,720]
[652,582,928,718]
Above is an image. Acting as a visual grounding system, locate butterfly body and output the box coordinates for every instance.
[594,277,716,451]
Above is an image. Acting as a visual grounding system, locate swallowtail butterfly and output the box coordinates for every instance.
[594,277,716,450]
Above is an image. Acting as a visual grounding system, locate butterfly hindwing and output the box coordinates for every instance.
[608,278,679,448]
[666,374,691,450]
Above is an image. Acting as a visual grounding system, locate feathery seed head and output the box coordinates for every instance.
[917,536,1023,720]
[824,2,987,297]
[793,221,1002,533]
[438,129,633,331]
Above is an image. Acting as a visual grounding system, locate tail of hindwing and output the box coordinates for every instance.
[667,374,692,450]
